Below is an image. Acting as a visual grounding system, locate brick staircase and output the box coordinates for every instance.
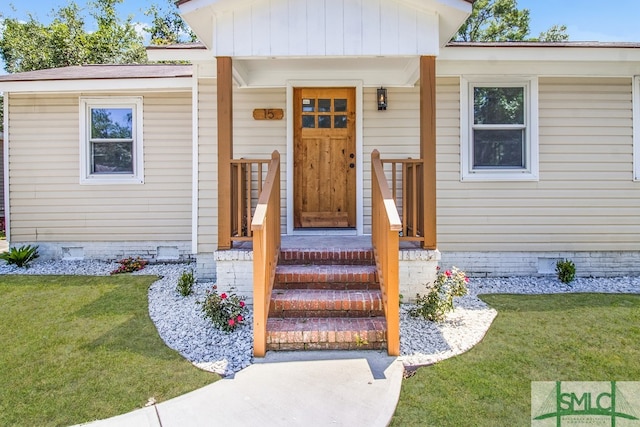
[266,246,388,351]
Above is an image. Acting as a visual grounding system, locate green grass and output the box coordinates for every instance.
[392,293,640,426]
[0,275,218,427]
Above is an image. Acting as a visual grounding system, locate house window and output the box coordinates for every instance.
[461,77,539,181]
[80,97,144,184]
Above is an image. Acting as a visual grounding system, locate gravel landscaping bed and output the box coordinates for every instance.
[2,260,639,375]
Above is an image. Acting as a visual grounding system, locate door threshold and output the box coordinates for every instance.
[291,228,358,236]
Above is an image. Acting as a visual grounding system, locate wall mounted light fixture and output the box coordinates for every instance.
[377,87,388,110]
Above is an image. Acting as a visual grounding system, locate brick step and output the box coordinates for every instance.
[269,289,384,318]
[279,248,374,266]
[274,264,378,290]
[266,317,387,351]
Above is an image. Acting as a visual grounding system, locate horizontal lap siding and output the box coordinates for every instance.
[8,92,193,242]
[198,79,217,253]
[363,86,421,234]
[438,77,637,251]
[233,88,287,232]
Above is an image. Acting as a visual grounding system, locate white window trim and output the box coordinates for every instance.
[460,76,539,182]
[633,76,640,181]
[79,97,144,185]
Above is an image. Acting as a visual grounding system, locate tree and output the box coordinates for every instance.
[145,0,198,46]
[0,0,146,74]
[454,0,568,42]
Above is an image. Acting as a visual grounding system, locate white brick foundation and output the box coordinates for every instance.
[440,251,640,278]
[13,241,193,263]
[213,249,254,303]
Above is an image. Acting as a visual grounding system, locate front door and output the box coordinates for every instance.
[294,87,356,228]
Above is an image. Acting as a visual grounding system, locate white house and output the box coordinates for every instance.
[3,0,640,355]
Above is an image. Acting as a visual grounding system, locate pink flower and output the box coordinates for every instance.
[220,293,227,299]
[228,318,235,327]
[239,301,245,308]
[445,270,452,277]
[236,315,244,322]
[464,277,469,283]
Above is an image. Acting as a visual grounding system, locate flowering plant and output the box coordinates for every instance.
[199,285,248,332]
[110,257,148,275]
[409,266,469,322]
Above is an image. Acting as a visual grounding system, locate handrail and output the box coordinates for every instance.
[251,151,281,357]
[380,158,425,242]
[371,149,401,356]
[230,158,271,242]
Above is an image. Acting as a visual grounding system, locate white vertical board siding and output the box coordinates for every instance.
[233,88,288,232]
[8,92,193,243]
[197,78,218,254]
[437,76,638,252]
[213,0,439,57]
[363,86,421,234]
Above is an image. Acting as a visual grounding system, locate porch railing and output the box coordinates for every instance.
[380,158,425,243]
[251,151,281,357]
[371,150,401,356]
[230,158,272,242]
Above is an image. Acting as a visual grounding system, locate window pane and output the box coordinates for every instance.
[318,115,331,128]
[334,99,347,112]
[473,129,524,168]
[302,99,315,112]
[334,115,347,128]
[92,141,134,173]
[302,115,315,128]
[474,87,524,125]
[91,108,133,139]
[318,99,331,112]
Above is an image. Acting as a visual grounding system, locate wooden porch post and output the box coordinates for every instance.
[217,57,233,250]
[420,56,437,250]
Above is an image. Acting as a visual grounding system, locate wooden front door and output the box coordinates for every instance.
[294,87,356,228]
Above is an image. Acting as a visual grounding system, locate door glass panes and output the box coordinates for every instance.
[302,99,315,112]
[334,115,347,128]
[318,115,331,128]
[302,115,315,128]
[318,99,331,112]
[334,99,347,112]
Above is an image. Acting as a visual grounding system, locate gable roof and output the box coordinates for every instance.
[0,64,193,93]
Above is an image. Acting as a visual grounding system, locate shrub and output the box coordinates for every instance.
[199,286,247,332]
[110,257,147,275]
[0,244,39,268]
[409,266,469,322]
[556,259,576,284]
[176,269,195,297]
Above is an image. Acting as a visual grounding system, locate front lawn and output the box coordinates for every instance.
[392,293,640,426]
[0,275,217,427]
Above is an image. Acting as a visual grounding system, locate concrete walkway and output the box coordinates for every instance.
[79,351,404,427]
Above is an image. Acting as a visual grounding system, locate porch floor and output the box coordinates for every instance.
[233,234,423,250]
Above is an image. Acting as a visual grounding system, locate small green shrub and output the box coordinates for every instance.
[176,269,195,297]
[199,286,247,332]
[409,266,469,322]
[110,257,148,275]
[0,245,39,268]
[556,259,576,284]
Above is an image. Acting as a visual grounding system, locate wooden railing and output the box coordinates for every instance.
[230,158,272,242]
[380,158,425,243]
[371,150,401,356]
[251,151,281,357]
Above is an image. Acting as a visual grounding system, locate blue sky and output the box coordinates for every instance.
[3,0,640,42]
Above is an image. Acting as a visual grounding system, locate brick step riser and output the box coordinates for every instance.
[275,273,378,284]
[267,342,386,351]
[269,310,385,318]
[279,250,375,266]
[273,282,380,291]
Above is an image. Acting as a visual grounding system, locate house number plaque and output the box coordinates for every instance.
[253,108,284,120]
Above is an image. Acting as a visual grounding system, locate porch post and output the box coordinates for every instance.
[420,56,437,250]
[217,56,233,250]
